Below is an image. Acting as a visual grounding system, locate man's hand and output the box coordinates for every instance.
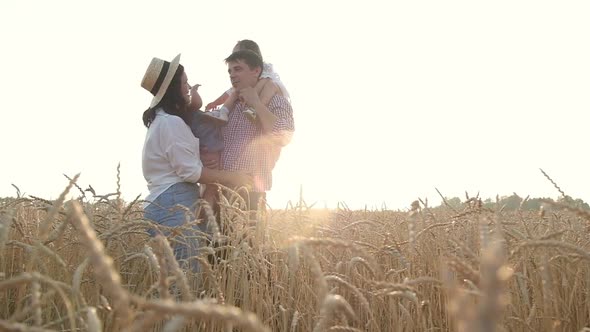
[238,87,262,109]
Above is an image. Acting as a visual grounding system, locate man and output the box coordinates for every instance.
[220,50,294,212]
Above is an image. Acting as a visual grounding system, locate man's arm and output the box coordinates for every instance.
[269,97,295,146]
[239,87,278,135]
[242,88,294,146]
[253,102,279,136]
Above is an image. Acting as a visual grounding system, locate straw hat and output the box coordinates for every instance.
[141,54,181,108]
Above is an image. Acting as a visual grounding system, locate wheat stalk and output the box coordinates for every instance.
[133,298,270,332]
[68,201,133,327]
[154,235,193,302]
[313,294,357,332]
[86,306,102,332]
[0,319,57,332]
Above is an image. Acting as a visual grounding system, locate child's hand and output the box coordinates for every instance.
[205,91,232,111]
[205,102,218,111]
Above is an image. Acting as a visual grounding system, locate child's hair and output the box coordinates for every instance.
[235,40,262,59]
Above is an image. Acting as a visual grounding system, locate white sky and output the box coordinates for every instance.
[1,0,589,210]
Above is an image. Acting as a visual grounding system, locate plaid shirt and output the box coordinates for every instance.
[221,95,294,192]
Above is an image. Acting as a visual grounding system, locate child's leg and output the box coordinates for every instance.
[223,90,238,110]
[242,79,280,122]
[256,78,280,106]
[216,90,238,120]
[202,178,220,264]
[203,184,218,212]
[201,151,221,217]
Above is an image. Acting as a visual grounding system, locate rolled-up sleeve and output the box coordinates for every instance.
[269,96,295,146]
[161,117,203,183]
[165,142,203,183]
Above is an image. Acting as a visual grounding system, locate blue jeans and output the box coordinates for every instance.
[144,182,209,271]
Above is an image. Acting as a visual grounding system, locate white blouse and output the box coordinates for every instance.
[142,109,203,203]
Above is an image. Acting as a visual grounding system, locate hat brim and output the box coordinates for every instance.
[150,53,181,108]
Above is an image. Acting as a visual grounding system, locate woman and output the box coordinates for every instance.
[140,54,252,270]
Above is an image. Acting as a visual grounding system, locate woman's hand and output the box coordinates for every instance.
[198,167,254,189]
[200,147,219,169]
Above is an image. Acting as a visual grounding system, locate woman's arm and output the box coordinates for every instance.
[199,168,253,188]
[162,117,253,187]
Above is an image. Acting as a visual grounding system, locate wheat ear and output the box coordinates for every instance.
[68,201,132,326]
[155,235,193,302]
[313,294,357,332]
[133,297,271,332]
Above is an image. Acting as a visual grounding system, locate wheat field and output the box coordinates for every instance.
[1,174,590,332]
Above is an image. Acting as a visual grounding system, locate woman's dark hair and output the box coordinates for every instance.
[142,64,192,128]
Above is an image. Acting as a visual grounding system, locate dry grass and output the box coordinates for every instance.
[1,177,590,331]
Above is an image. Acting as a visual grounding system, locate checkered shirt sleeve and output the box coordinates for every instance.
[221,95,294,192]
